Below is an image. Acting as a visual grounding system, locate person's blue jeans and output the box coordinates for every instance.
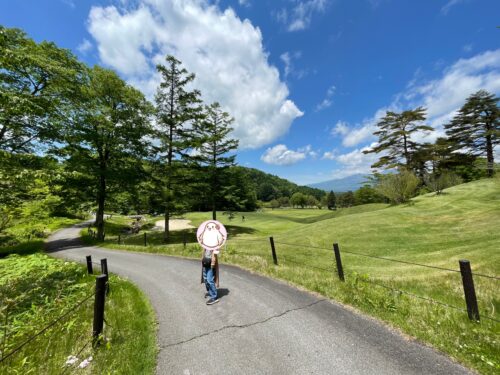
[203,266,217,300]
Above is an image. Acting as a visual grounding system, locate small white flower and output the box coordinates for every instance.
[78,356,93,369]
[65,355,78,366]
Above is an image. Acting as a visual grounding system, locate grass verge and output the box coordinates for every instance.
[0,253,156,374]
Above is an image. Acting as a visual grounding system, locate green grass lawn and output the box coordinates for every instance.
[87,178,500,374]
[0,253,157,374]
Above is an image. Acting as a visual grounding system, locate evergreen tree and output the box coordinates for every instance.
[326,191,336,210]
[364,107,433,170]
[445,90,499,177]
[154,56,202,241]
[191,102,239,220]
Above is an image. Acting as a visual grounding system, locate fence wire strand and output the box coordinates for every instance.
[0,291,95,363]
[281,256,332,272]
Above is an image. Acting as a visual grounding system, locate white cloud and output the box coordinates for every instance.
[277,0,330,32]
[331,120,348,136]
[330,143,381,178]
[441,0,468,15]
[238,0,250,7]
[329,49,500,178]
[322,150,337,160]
[280,51,307,79]
[77,39,92,54]
[87,0,303,149]
[315,85,336,111]
[261,144,307,165]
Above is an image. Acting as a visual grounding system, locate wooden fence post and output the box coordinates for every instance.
[144,232,147,246]
[459,260,480,321]
[118,234,121,244]
[92,275,107,346]
[101,258,109,295]
[183,232,187,249]
[86,256,93,275]
[270,237,278,265]
[333,243,345,282]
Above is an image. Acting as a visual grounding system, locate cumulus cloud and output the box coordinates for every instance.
[261,144,308,165]
[87,0,303,149]
[277,0,329,32]
[330,144,381,178]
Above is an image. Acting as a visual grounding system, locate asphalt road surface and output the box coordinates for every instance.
[46,224,471,375]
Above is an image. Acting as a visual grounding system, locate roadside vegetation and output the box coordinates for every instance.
[0,253,156,374]
[85,178,499,374]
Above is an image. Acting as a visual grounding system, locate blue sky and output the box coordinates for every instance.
[1,0,499,185]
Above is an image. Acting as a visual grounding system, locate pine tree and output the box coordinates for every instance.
[191,102,239,220]
[363,107,433,170]
[445,90,499,177]
[154,55,202,241]
[326,191,336,210]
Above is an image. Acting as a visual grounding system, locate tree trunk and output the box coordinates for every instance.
[485,131,494,177]
[164,206,170,243]
[96,173,106,241]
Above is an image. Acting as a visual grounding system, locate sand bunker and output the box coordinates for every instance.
[154,219,195,231]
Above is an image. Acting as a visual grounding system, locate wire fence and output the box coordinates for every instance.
[230,236,500,324]
[1,256,110,373]
[0,290,95,364]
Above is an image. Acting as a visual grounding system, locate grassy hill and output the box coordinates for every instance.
[89,177,500,374]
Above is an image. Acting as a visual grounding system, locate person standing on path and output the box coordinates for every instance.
[197,220,227,305]
[202,247,219,305]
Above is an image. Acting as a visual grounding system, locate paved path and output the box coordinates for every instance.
[46,224,470,375]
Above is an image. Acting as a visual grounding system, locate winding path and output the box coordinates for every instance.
[46,223,470,375]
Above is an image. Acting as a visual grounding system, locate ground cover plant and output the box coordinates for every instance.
[86,178,500,374]
[0,253,156,374]
[0,197,83,258]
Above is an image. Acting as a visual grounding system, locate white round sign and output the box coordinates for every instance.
[197,220,227,252]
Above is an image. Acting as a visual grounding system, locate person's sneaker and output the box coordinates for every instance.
[206,298,219,305]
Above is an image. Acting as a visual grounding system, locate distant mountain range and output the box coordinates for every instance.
[307,173,372,192]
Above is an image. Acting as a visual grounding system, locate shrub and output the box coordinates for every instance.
[375,170,420,204]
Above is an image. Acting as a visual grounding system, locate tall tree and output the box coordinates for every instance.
[154,55,202,241]
[58,66,152,240]
[364,107,433,170]
[191,102,239,220]
[326,191,336,210]
[0,26,84,152]
[445,90,499,177]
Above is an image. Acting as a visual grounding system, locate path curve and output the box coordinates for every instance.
[46,223,470,375]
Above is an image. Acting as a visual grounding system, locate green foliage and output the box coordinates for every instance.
[190,102,239,220]
[445,90,499,177]
[425,171,463,195]
[364,107,433,170]
[290,192,307,208]
[57,66,153,240]
[326,190,336,210]
[354,185,385,205]
[337,190,355,207]
[0,254,156,374]
[375,170,420,204]
[0,26,85,152]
